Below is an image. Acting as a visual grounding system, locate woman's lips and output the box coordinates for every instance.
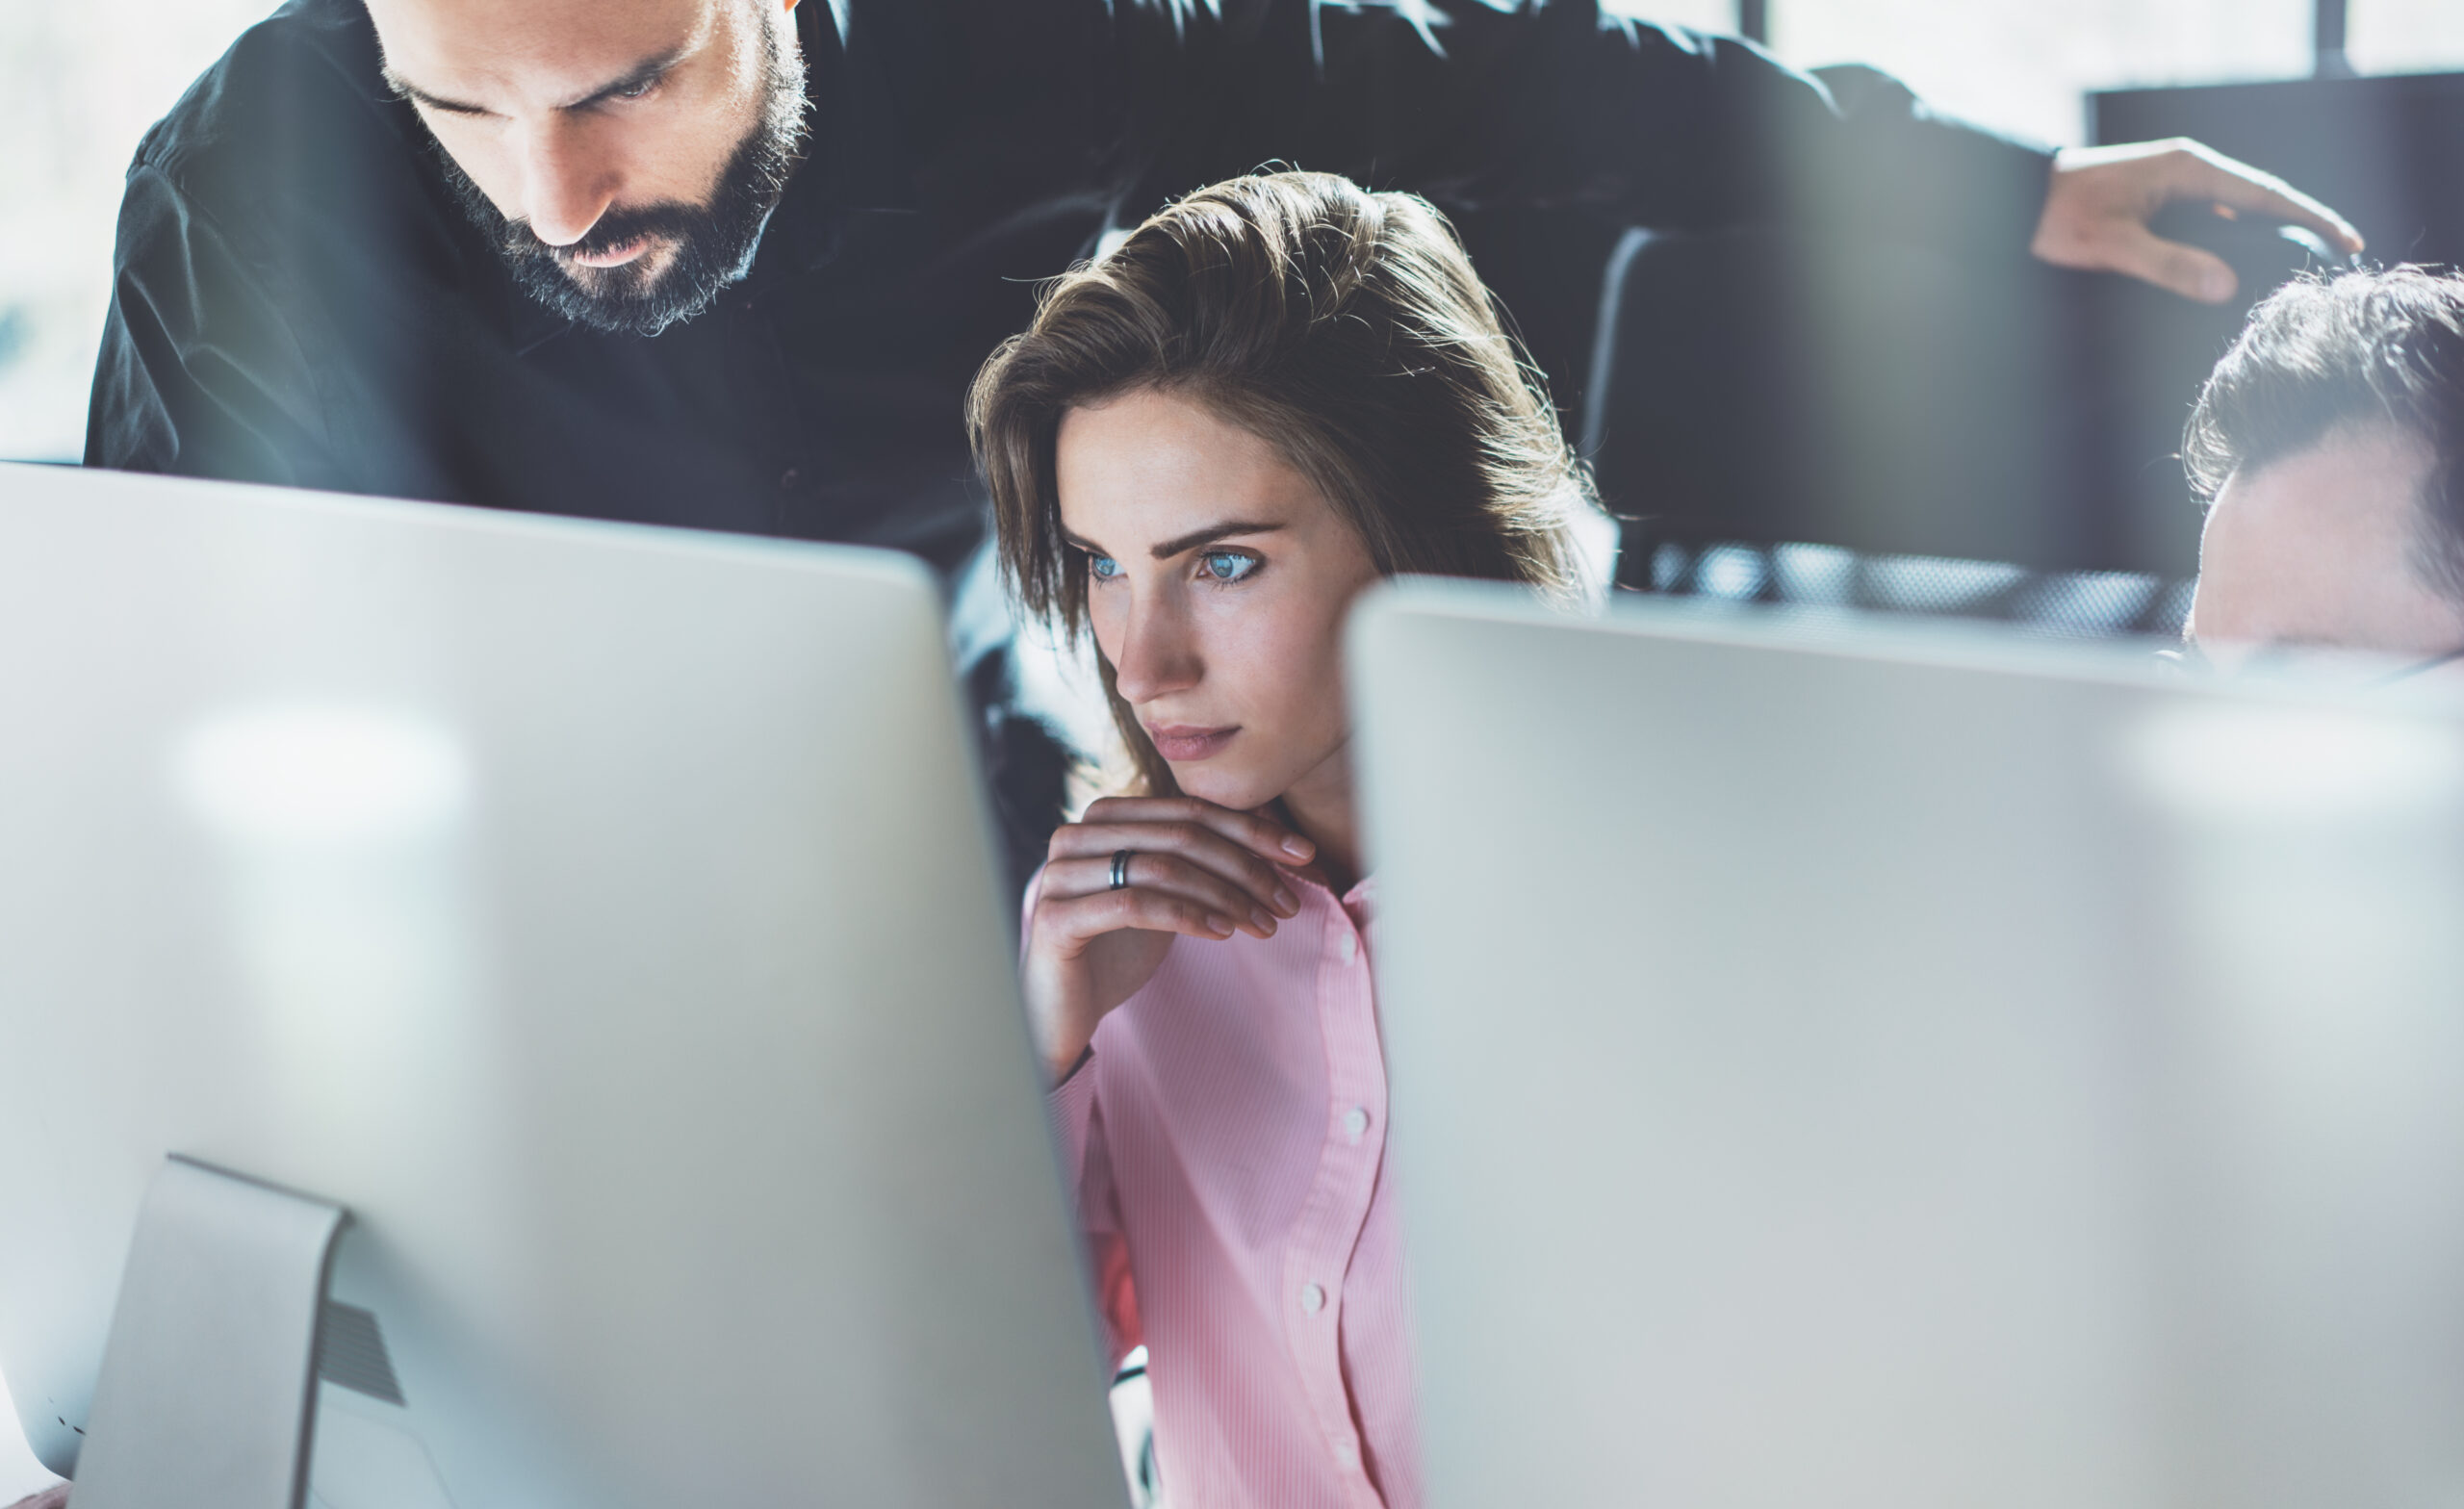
[1146,724,1240,761]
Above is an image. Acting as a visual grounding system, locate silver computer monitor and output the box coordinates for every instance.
[1350,580,2464,1509]
[0,464,1123,1508]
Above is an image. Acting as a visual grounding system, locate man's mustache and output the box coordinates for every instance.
[499,203,707,265]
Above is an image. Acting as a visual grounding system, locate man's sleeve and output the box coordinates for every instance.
[86,162,343,483]
[1106,0,2054,257]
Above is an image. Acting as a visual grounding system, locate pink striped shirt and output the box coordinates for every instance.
[1041,866,1418,1509]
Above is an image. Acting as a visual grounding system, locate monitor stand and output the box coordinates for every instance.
[70,1156,347,1509]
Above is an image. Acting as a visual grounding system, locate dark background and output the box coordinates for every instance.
[1494,64,2464,598]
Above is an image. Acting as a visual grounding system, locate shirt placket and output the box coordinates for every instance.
[1281,889,1391,1502]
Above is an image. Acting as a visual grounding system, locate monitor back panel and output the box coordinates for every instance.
[1351,584,2464,1509]
[0,465,1121,1508]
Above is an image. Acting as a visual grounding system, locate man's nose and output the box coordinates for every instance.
[1109,594,1202,705]
[516,115,619,248]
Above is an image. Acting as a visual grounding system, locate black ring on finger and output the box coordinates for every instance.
[1110,849,1133,891]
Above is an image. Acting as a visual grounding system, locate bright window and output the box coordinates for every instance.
[1604,1,2464,145]
[1763,0,2310,145]
[1615,0,1740,33]
[2350,0,2464,75]
[0,0,280,461]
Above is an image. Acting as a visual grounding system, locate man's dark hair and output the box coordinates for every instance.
[2185,266,2464,600]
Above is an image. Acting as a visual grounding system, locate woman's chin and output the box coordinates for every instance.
[1168,765,1275,814]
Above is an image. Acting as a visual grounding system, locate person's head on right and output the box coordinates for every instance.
[2186,267,2464,680]
[968,170,1597,815]
[361,0,808,336]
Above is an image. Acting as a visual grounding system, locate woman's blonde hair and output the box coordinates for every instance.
[968,169,1597,795]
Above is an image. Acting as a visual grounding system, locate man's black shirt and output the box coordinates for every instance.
[86,0,2051,571]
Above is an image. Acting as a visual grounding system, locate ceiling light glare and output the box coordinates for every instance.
[174,703,470,846]
[2123,702,2464,823]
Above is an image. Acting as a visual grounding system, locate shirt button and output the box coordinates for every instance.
[1343,1107,1370,1143]
[1298,1283,1325,1314]
[1336,1442,1359,1468]
[778,467,801,490]
[1338,933,1358,963]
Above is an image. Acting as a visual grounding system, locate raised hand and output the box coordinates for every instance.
[2031,138,2362,304]
[1023,796,1315,1081]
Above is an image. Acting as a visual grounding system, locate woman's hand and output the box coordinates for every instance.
[1024,796,1315,1082]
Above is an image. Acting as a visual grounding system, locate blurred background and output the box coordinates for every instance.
[4,1,2458,464]
[12,1,2464,646]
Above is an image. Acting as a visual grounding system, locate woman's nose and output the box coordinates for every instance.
[1108,594,1202,704]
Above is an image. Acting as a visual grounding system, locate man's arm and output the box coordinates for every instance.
[86,162,342,481]
[1104,0,2355,302]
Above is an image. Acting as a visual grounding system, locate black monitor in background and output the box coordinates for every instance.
[1577,211,2312,590]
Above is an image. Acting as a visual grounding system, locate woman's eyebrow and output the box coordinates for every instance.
[1149,521,1284,559]
[1061,529,1110,555]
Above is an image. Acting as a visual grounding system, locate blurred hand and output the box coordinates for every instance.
[2031,138,2363,304]
[7,1485,67,1509]
[1023,796,1314,1082]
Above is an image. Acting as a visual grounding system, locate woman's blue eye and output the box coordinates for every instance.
[1201,551,1258,583]
[1088,553,1121,580]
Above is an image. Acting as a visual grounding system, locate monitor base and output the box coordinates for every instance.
[71,1156,346,1509]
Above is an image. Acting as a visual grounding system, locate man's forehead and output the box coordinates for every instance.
[2222,424,2429,560]
[2195,422,2447,647]
[366,0,711,103]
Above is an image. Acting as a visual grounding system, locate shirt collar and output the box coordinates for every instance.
[1285,864,1380,919]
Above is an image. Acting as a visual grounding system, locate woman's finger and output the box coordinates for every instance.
[1050,819,1302,915]
[1082,795,1316,864]
[1040,886,1239,947]
[1037,853,1279,935]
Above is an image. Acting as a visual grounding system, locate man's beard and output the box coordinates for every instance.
[436,30,807,338]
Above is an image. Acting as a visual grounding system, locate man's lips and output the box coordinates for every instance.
[563,235,654,269]
[1146,724,1240,761]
